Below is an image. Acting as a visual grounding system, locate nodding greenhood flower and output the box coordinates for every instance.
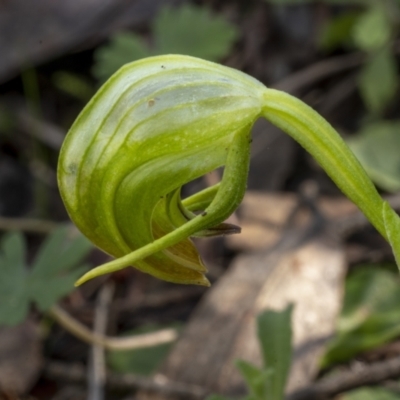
[58,55,400,287]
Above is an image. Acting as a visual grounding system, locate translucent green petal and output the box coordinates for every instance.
[57,55,400,286]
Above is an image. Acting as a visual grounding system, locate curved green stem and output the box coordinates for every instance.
[262,89,387,239]
[262,88,400,269]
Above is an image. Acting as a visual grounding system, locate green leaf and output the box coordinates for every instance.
[0,233,29,325]
[257,305,293,400]
[1,231,25,267]
[154,4,238,61]
[319,12,360,51]
[341,387,400,400]
[340,266,400,328]
[322,265,400,367]
[236,360,273,400]
[29,226,91,311]
[0,227,92,324]
[52,71,94,101]
[107,324,178,375]
[92,4,237,81]
[358,48,398,114]
[348,121,400,192]
[92,32,149,81]
[352,6,391,51]
[32,227,92,275]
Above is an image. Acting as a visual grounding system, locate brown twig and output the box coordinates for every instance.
[288,356,400,400]
[273,52,364,94]
[48,304,178,351]
[114,286,205,313]
[88,283,114,400]
[29,159,58,188]
[0,216,59,233]
[273,38,400,97]
[50,386,85,400]
[45,362,208,400]
[15,105,65,150]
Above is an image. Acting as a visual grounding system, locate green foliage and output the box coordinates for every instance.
[0,233,30,325]
[267,0,399,115]
[236,361,274,400]
[107,324,179,375]
[154,4,237,60]
[348,121,400,192]
[345,3,397,114]
[319,12,360,51]
[322,265,400,367]
[271,0,400,194]
[92,33,148,81]
[257,305,292,400]
[92,4,238,81]
[351,6,392,51]
[0,227,91,326]
[358,49,398,115]
[52,71,95,102]
[266,1,400,250]
[341,387,400,399]
[206,306,293,400]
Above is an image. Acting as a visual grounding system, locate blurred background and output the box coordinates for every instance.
[1,0,400,399]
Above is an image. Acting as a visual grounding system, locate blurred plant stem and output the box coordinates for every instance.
[48,304,178,351]
[21,66,49,218]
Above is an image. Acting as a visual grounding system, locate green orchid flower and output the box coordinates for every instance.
[57,55,400,286]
